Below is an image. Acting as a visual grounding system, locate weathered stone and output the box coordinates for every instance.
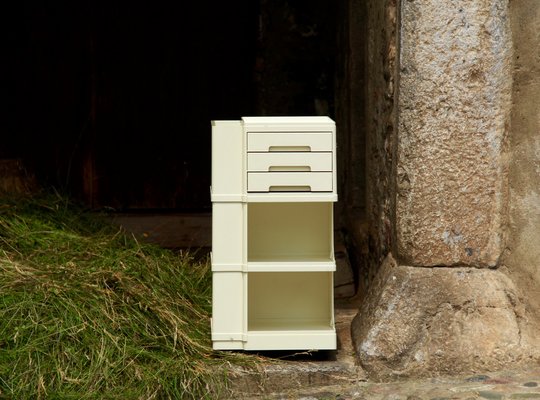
[466,375,491,383]
[510,394,540,399]
[501,0,540,342]
[227,362,359,397]
[364,0,399,269]
[351,256,538,379]
[479,392,504,400]
[397,0,513,267]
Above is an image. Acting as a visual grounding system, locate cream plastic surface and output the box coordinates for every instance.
[247,132,333,152]
[211,117,337,351]
[247,172,333,192]
[247,152,332,172]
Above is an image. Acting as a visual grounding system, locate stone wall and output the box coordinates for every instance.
[364,0,399,269]
[337,0,399,301]
[502,0,540,332]
[352,255,531,379]
[352,0,540,378]
[396,0,512,267]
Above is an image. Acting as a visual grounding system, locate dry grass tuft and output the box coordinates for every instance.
[0,192,251,399]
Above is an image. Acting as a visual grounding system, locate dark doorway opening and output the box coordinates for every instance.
[5,1,377,297]
[4,1,346,213]
[5,2,257,210]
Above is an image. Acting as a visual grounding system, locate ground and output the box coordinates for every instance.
[226,307,540,399]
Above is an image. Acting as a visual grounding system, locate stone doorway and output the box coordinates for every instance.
[346,0,540,378]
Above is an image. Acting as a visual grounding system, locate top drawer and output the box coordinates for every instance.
[247,132,333,152]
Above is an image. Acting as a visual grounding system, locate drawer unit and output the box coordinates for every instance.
[211,116,337,351]
[246,124,335,194]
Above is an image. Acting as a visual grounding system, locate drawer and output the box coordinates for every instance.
[247,132,332,152]
[248,172,333,192]
[247,152,332,172]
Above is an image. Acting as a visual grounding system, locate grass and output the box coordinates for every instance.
[0,192,250,399]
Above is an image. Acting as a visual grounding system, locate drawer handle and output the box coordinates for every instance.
[268,166,311,172]
[268,145,311,152]
[269,185,311,192]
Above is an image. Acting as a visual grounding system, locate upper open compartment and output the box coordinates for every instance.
[247,202,334,271]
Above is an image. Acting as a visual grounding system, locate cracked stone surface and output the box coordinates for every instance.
[351,256,540,379]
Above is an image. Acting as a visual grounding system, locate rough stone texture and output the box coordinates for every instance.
[226,309,364,398]
[397,0,513,267]
[364,0,399,270]
[334,0,369,266]
[227,362,359,398]
[351,255,540,380]
[230,367,540,399]
[501,0,540,343]
[336,0,399,300]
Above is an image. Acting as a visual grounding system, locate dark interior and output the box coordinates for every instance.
[4,1,345,212]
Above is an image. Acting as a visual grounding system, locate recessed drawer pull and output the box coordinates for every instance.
[248,172,333,192]
[248,153,332,172]
[247,132,334,153]
[269,185,311,192]
[268,145,311,152]
[268,166,311,172]
[248,132,332,152]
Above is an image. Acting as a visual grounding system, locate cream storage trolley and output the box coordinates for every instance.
[211,116,337,350]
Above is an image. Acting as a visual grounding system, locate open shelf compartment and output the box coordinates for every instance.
[247,272,334,332]
[247,202,334,271]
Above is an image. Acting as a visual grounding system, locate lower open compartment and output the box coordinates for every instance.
[246,271,336,350]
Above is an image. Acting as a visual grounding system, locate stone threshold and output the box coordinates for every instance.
[224,308,366,399]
